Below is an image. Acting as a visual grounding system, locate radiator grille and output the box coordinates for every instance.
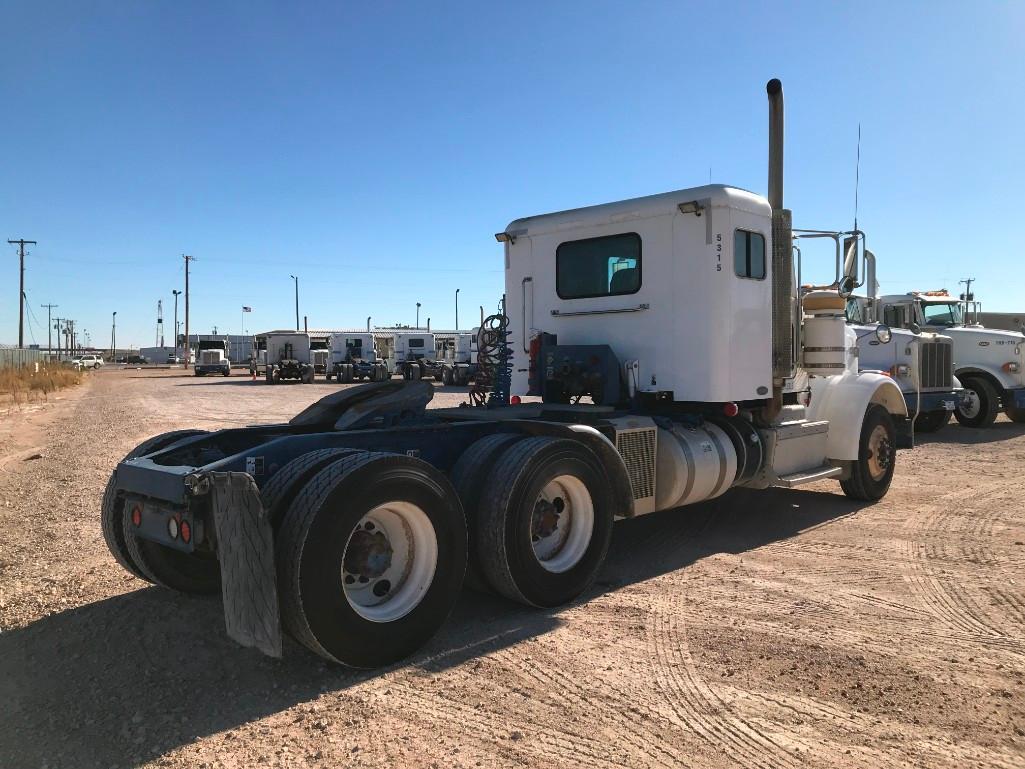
[919,340,953,389]
[616,428,656,501]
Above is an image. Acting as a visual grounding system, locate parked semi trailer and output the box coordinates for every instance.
[100,79,907,668]
[870,291,1025,426]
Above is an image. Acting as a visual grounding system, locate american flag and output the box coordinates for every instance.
[242,306,252,312]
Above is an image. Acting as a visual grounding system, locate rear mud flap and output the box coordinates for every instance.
[209,472,283,657]
[895,419,914,450]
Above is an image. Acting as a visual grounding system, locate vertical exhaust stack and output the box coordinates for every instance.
[767,79,795,392]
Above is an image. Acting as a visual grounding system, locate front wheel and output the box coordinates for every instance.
[276,453,467,667]
[955,377,999,428]
[475,437,613,607]
[840,404,896,501]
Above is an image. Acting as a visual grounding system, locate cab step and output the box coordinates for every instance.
[777,465,843,488]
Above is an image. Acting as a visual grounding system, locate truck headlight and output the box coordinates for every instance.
[1002,362,1020,373]
[875,324,892,344]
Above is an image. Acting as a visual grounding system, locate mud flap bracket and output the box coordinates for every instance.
[208,472,282,658]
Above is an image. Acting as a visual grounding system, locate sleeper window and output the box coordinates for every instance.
[734,230,766,280]
[556,233,641,299]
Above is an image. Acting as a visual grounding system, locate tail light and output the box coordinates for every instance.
[130,504,142,527]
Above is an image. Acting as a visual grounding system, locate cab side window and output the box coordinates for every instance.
[734,230,766,279]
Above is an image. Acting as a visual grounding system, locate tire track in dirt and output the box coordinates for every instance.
[899,481,1025,654]
[379,674,632,769]
[491,642,689,769]
[648,591,812,769]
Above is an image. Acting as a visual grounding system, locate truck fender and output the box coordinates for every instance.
[807,372,908,461]
[503,422,635,519]
[954,365,1011,393]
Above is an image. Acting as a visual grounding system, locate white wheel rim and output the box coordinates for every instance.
[341,501,438,623]
[530,474,594,573]
[959,388,980,419]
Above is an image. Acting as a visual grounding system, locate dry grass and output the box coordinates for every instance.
[0,364,83,404]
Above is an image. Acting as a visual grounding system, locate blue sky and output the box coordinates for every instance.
[3,1,1023,348]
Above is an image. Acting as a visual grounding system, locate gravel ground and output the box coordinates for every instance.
[1,368,1023,769]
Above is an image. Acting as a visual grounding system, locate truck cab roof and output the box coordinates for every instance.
[501,184,769,238]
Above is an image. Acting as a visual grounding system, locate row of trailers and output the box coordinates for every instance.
[250,329,478,385]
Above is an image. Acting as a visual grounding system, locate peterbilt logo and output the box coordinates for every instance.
[978,341,990,346]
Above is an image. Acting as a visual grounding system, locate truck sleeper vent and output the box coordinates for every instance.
[920,339,952,389]
[616,428,656,500]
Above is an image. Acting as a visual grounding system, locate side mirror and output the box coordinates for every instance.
[842,236,859,289]
[838,275,856,298]
[875,324,892,344]
[909,322,921,335]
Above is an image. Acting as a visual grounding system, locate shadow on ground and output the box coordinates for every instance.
[0,486,865,769]
[915,419,1025,446]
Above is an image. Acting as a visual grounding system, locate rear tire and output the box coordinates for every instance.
[450,433,523,592]
[475,437,613,607]
[260,448,359,528]
[442,367,453,386]
[266,367,275,384]
[276,452,467,667]
[914,410,949,433]
[840,404,896,501]
[955,376,999,428]
[101,429,208,582]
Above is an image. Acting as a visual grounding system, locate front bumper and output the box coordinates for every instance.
[1008,386,1025,409]
[906,389,962,414]
[195,363,229,374]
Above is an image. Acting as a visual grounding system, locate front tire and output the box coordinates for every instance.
[955,376,999,428]
[840,404,896,501]
[276,452,467,667]
[475,437,613,607]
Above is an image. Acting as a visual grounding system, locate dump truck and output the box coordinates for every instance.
[100,79,907,669]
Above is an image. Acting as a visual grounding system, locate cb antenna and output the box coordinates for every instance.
[854,123,861,232]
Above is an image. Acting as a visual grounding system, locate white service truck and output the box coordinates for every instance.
[194,336,232,377]
[426,332,478,385]
[100,79,910,669]
[384,331,437,380]
[871,291,1025,426]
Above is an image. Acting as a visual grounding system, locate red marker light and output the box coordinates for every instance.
[130,505,142,527]
[723,402,739,417]
[510,395,521,405]
[179,520,191,544]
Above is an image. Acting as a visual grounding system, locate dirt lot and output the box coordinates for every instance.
[1,369,1023,769]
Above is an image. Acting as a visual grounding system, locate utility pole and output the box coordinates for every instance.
[172,289,181,348]
[53,317,63,359]
[8,239,36,348]
[290,275,299,331]
[416,302,421,329]
[455,288,460,331]
[184,255,195,368]
[111,311,117,360]
[41,303,58,359]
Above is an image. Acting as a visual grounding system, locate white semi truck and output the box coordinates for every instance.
[426,332,477,385]
[264,332,315,384]
[194,336,232,377]
[870,291,1025,426]
[101,79,910,669]
[382,331,437,380]
[794,231,962,433]
[327,332,389,383]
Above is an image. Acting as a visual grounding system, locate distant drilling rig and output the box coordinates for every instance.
[156,299,165,347]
